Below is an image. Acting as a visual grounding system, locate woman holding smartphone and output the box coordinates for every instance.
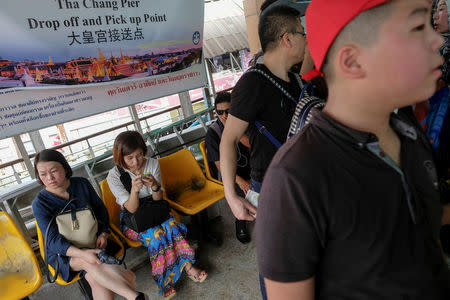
[106,131,207,299]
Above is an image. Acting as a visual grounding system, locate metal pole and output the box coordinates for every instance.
[29,130,46,153]
[179,91,194,118]
[12,135,35,179]
[129,105,143,134]
[205,59,216,98]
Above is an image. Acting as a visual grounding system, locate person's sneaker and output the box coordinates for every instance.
[235,219,250,244]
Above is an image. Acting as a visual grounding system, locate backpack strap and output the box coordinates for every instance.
[255,121,282,149]
[245,68,301,105]
[245,68,304,149]
[287,96,326,140]
[117,166,132,194]
[210,121,223,139]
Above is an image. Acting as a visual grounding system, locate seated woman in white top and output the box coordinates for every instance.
[106,131,207,299]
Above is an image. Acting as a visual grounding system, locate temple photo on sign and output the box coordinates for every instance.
[0,46,203,89]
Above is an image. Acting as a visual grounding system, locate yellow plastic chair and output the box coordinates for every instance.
[158,149,225,215]
[0,211,43,300]
[36,221,125,286]
[99,179,142,248]
[199,141,223,185]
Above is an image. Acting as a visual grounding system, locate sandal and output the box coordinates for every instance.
[162,286,176,299]
[185,265,208,283]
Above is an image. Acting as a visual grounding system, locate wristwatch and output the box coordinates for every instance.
[151,184,161,192]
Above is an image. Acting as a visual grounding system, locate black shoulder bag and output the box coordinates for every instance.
[117,166,171,232]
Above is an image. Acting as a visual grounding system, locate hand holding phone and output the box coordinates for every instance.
[140,172,152,180]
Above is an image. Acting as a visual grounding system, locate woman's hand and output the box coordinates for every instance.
[141,174,157,188]
[81,249,102,264]
[131,175,144,194]
[96,233,108,249]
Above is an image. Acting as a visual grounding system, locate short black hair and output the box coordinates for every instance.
[258,5,300,53]
[34,149,72,185]
[214,91,231,110]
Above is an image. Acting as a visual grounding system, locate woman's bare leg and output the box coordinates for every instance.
[85,272,114,300]
[70,257,139,300]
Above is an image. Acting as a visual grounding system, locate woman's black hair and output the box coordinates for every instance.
[34,149,72,185]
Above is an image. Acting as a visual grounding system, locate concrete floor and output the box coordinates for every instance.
[30,199,261,300]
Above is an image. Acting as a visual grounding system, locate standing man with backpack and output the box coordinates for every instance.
[220,4,308,299]
[220,4,306,221]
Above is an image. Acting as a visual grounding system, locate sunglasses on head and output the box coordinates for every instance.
[216,109,229,116]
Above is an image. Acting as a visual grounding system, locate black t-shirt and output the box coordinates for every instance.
[205,119,250,181]
[256,109,450,300]
[230,64,300,182]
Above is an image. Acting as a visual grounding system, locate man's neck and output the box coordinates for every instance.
[263,51,292,82]
[324,89,394,138]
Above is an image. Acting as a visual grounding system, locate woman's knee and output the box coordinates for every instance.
[84,272,101,288]
[69,256,87,272]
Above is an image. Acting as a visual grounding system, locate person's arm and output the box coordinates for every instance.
[265,277,315,300]
[141,159,163,200]
[214,161,250,195]
[142,174,163,200]
[123,176,143,213]
[32,198,72,256]
[442,203,450,225]
[66,246,102,264]
[220,115,256,220]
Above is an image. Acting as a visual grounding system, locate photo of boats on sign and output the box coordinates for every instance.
[0,44,203,89]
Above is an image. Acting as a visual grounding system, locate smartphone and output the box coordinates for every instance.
[140,172,152,180]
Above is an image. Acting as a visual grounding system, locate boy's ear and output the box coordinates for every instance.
[336,45,365,79]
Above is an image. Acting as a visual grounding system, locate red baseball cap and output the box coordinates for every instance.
[303,0,390,81]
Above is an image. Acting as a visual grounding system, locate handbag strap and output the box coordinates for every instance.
[117,166,132,194]
[44,197,77,283]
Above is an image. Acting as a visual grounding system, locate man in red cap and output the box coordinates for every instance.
[256,0,450,299]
